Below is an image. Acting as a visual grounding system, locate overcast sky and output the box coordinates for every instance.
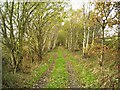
[70,0,93,10]
[70,0,83,10]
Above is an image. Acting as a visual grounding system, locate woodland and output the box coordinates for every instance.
[0,0,119,88]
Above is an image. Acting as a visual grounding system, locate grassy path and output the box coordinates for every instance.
[66,61,81,88]
[26,51,55,87]
[33,60,56,88]
[46,47,68,88]
[31,47,98,88]
[3,46,117,88]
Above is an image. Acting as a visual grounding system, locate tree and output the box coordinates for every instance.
[94,1,117,66]
[0,2,38,73]
[27,2,66,61]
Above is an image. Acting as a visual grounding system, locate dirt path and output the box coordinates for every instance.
[33,54,57,88]
[66,61,81,88]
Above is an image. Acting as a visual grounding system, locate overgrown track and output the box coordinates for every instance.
[66,61,81,88]
[31,47,117,88]
[33,59,56,88]
[32,47,82,88]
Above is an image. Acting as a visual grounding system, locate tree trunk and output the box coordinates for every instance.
[83,22,86,57]
[70,29,73,51]
[100,26,105,67]
[86,27,90,55]
[91,27,95,47]
[68,39,70,50]
[42,36,47,52]
[11,51,16,74]
[38,26,42,61]
[48,32,54,51]
[52,33,58,49]
[65,38,67,48]
[48,38,51,51]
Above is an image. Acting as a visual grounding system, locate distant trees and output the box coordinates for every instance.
[82,2,91,58]
[63,9,83,51]
[63,2,100,57]
[62,1,117,63]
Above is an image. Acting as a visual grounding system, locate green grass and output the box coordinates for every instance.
[65,50,97,88]
[77,65,97,87]
[65,47,118,88]
[26,53,54,87]
[3,51,55,88]
[3,46,118,88]
[46,48,69,88]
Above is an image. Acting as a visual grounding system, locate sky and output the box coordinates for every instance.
[70,0,94,11]
[70,0,83,10]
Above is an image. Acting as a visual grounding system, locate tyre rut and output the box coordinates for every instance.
[66,61,81,88]
[33,58,56,88]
